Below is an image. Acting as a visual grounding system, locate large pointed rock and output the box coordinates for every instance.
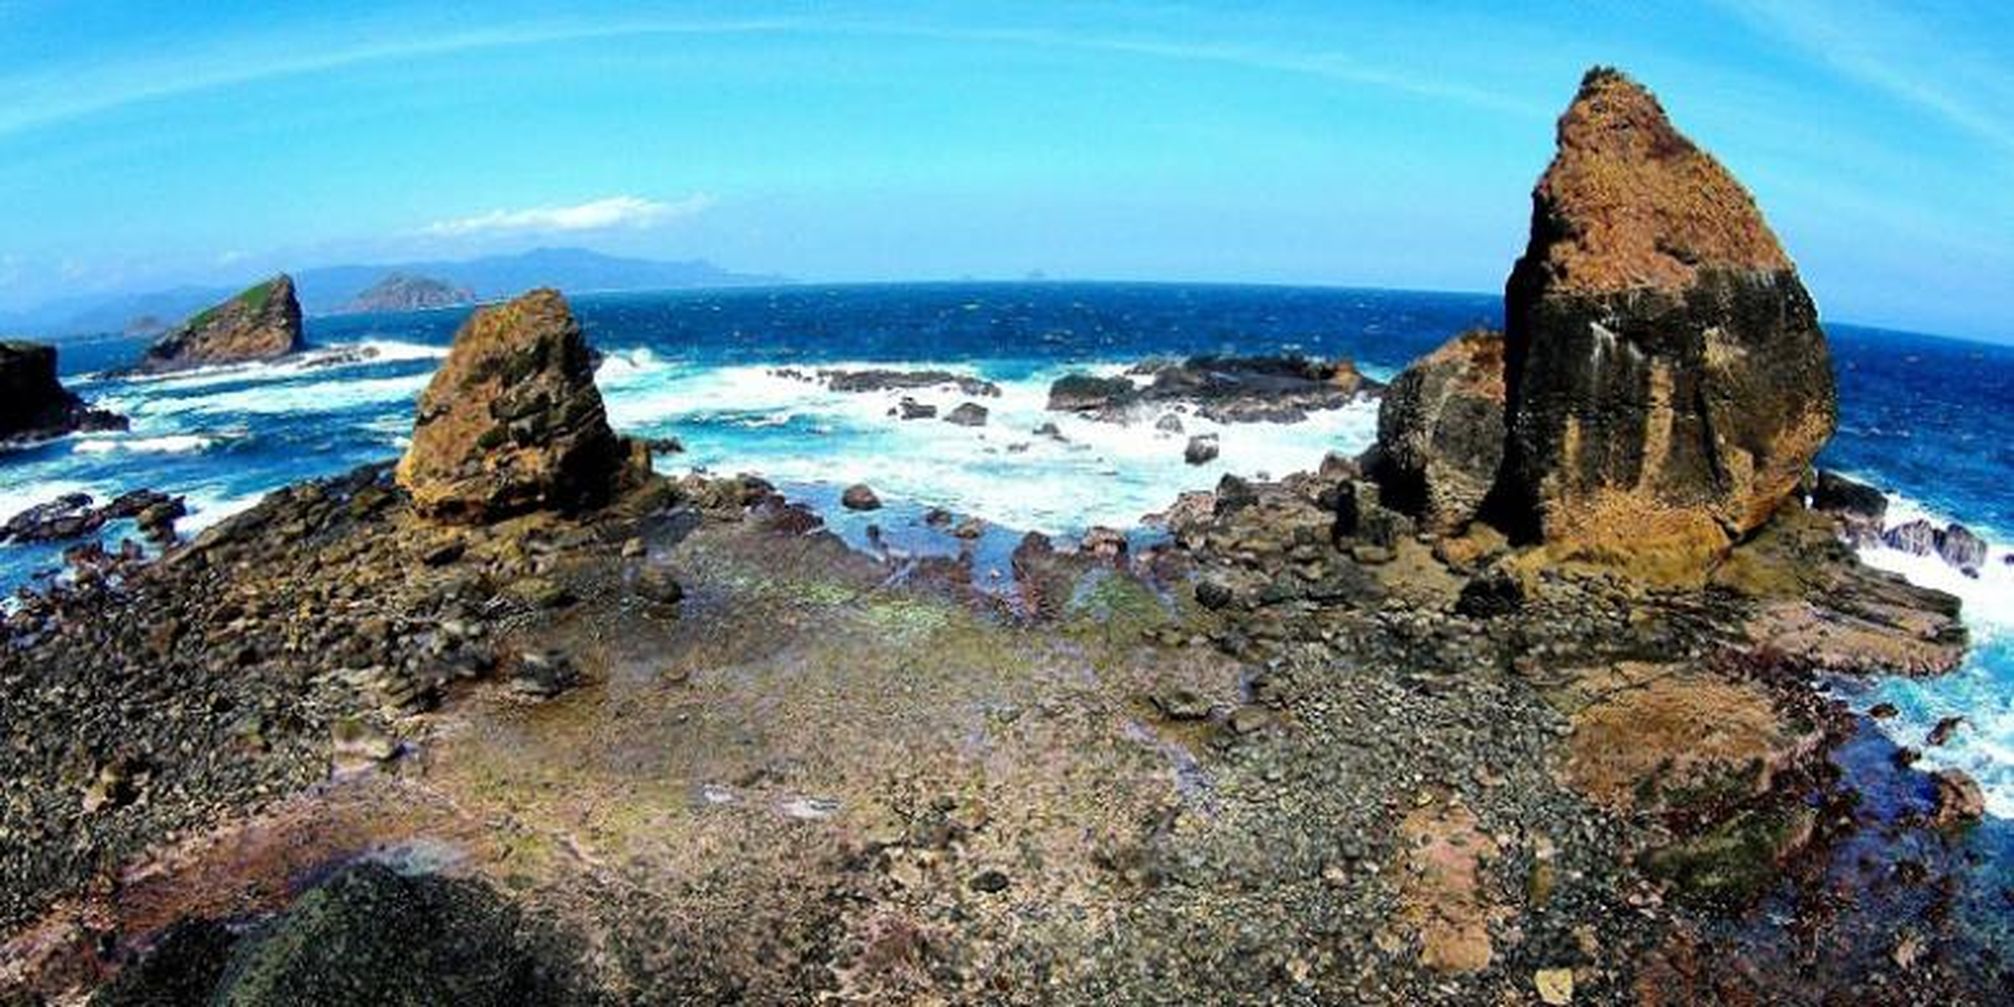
[396,289,639,523]
[1499,68,1836,580]
[138,274,304,372]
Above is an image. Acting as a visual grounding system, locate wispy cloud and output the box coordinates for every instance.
[420,194,714,238]
[1720,0,2014,157]
[0,9,1539,139]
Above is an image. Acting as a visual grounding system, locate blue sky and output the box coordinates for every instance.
[1,1,2010,340]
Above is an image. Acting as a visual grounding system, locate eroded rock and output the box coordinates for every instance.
[1498,68,1836,581]
[138,275,305,373]
[396,289,641,523]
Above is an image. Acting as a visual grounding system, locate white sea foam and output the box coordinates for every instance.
[110,371,430,419]
[598,354,1377,535]
[70,434,216,455]
[1845,482,2014,817]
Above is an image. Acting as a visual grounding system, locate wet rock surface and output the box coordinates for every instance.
[1047,354,1379,424]
[135,275,305,373]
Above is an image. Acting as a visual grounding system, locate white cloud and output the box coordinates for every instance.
[419,193,715,238]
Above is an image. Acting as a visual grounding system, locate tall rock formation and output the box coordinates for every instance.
[1366,328,1507,535]
[1497,67,1836,578]
[139,275,305,372]
[396,288,641,523]
[0,341,126,443]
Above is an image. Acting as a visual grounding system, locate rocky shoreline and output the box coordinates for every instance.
[0,68,2007,1004]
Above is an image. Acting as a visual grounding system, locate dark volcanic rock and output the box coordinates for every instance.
[0,488,181,545]
[1881,519,1987,573]
[841,483,883,511]
[1498,68,1836,581]
[1937,523,1988,573]
[791,368,1000,398]
[1810,470,1887,545]
[944,402,990,427]
[1047,374,1137,413]
[396,289,643,523]
[204,864,580,1004]
[1047,355,1376,424]
[138,275,305,373]
[1184,434,1220,465]
[0,340,126,444]
[1366,328,1506,534]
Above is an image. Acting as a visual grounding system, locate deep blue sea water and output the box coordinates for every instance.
[4,282,2012,811]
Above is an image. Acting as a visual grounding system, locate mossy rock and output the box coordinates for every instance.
[1641,805,1814,910]
[209,864,584,1005]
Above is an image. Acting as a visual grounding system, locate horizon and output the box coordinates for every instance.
[4,2,2012,344]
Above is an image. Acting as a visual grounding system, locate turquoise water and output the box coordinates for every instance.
[3,282,2010,812]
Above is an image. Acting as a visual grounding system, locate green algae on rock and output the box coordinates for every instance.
[136,275,305,373]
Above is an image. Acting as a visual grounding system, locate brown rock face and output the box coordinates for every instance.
[396,289,638,523]
[1367,329,1506,534]
[139,275,305,372]
[1499,68,1837,579]
[0,341,126,443]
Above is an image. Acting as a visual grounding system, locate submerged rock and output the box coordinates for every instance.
[841,483,883,511]
[0,340,125,444]
[137,275,305,373]
[944,402,990,427]
[1497,68,1836,580]
[1366,328,1506,534]
[396,289,642,523]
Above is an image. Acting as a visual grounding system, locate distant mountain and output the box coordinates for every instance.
[0,248,787,338]
[339,273,476,314]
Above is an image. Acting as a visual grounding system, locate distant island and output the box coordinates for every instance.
[338,273,476,314]
[0,247,787,338]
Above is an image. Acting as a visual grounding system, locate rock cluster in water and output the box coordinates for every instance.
[1373,68,1836,582]
[0,340,126,443]
[137,275,305,373]
[1048,355,1377,424]
[396,288,645,523]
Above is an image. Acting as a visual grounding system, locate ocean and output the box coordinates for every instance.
[4,281,2011,814]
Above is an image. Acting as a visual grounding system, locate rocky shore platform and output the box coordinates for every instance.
[2,68,2009,1004]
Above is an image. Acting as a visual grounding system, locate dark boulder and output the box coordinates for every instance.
[841,484,883,511]
[1497,68,1836,581]
[1184,434,1220,465]
[1937,523,1988,573]
[1810,470,1887,545]
[945,402,990,427]
[1047,374,1138,413]
[1365,328,1506,534]
[0,340,126,443]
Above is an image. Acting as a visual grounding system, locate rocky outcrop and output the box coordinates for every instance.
[1881,518,1989,574]
[138,275,305,373]
[340,273,476,314]
[0,341,125,444]
[1365,329,1506,534]
[395,289,642,523]
[1809,470,1887,545]
[1496,68,1836,580]
[1047,355,1378,424]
